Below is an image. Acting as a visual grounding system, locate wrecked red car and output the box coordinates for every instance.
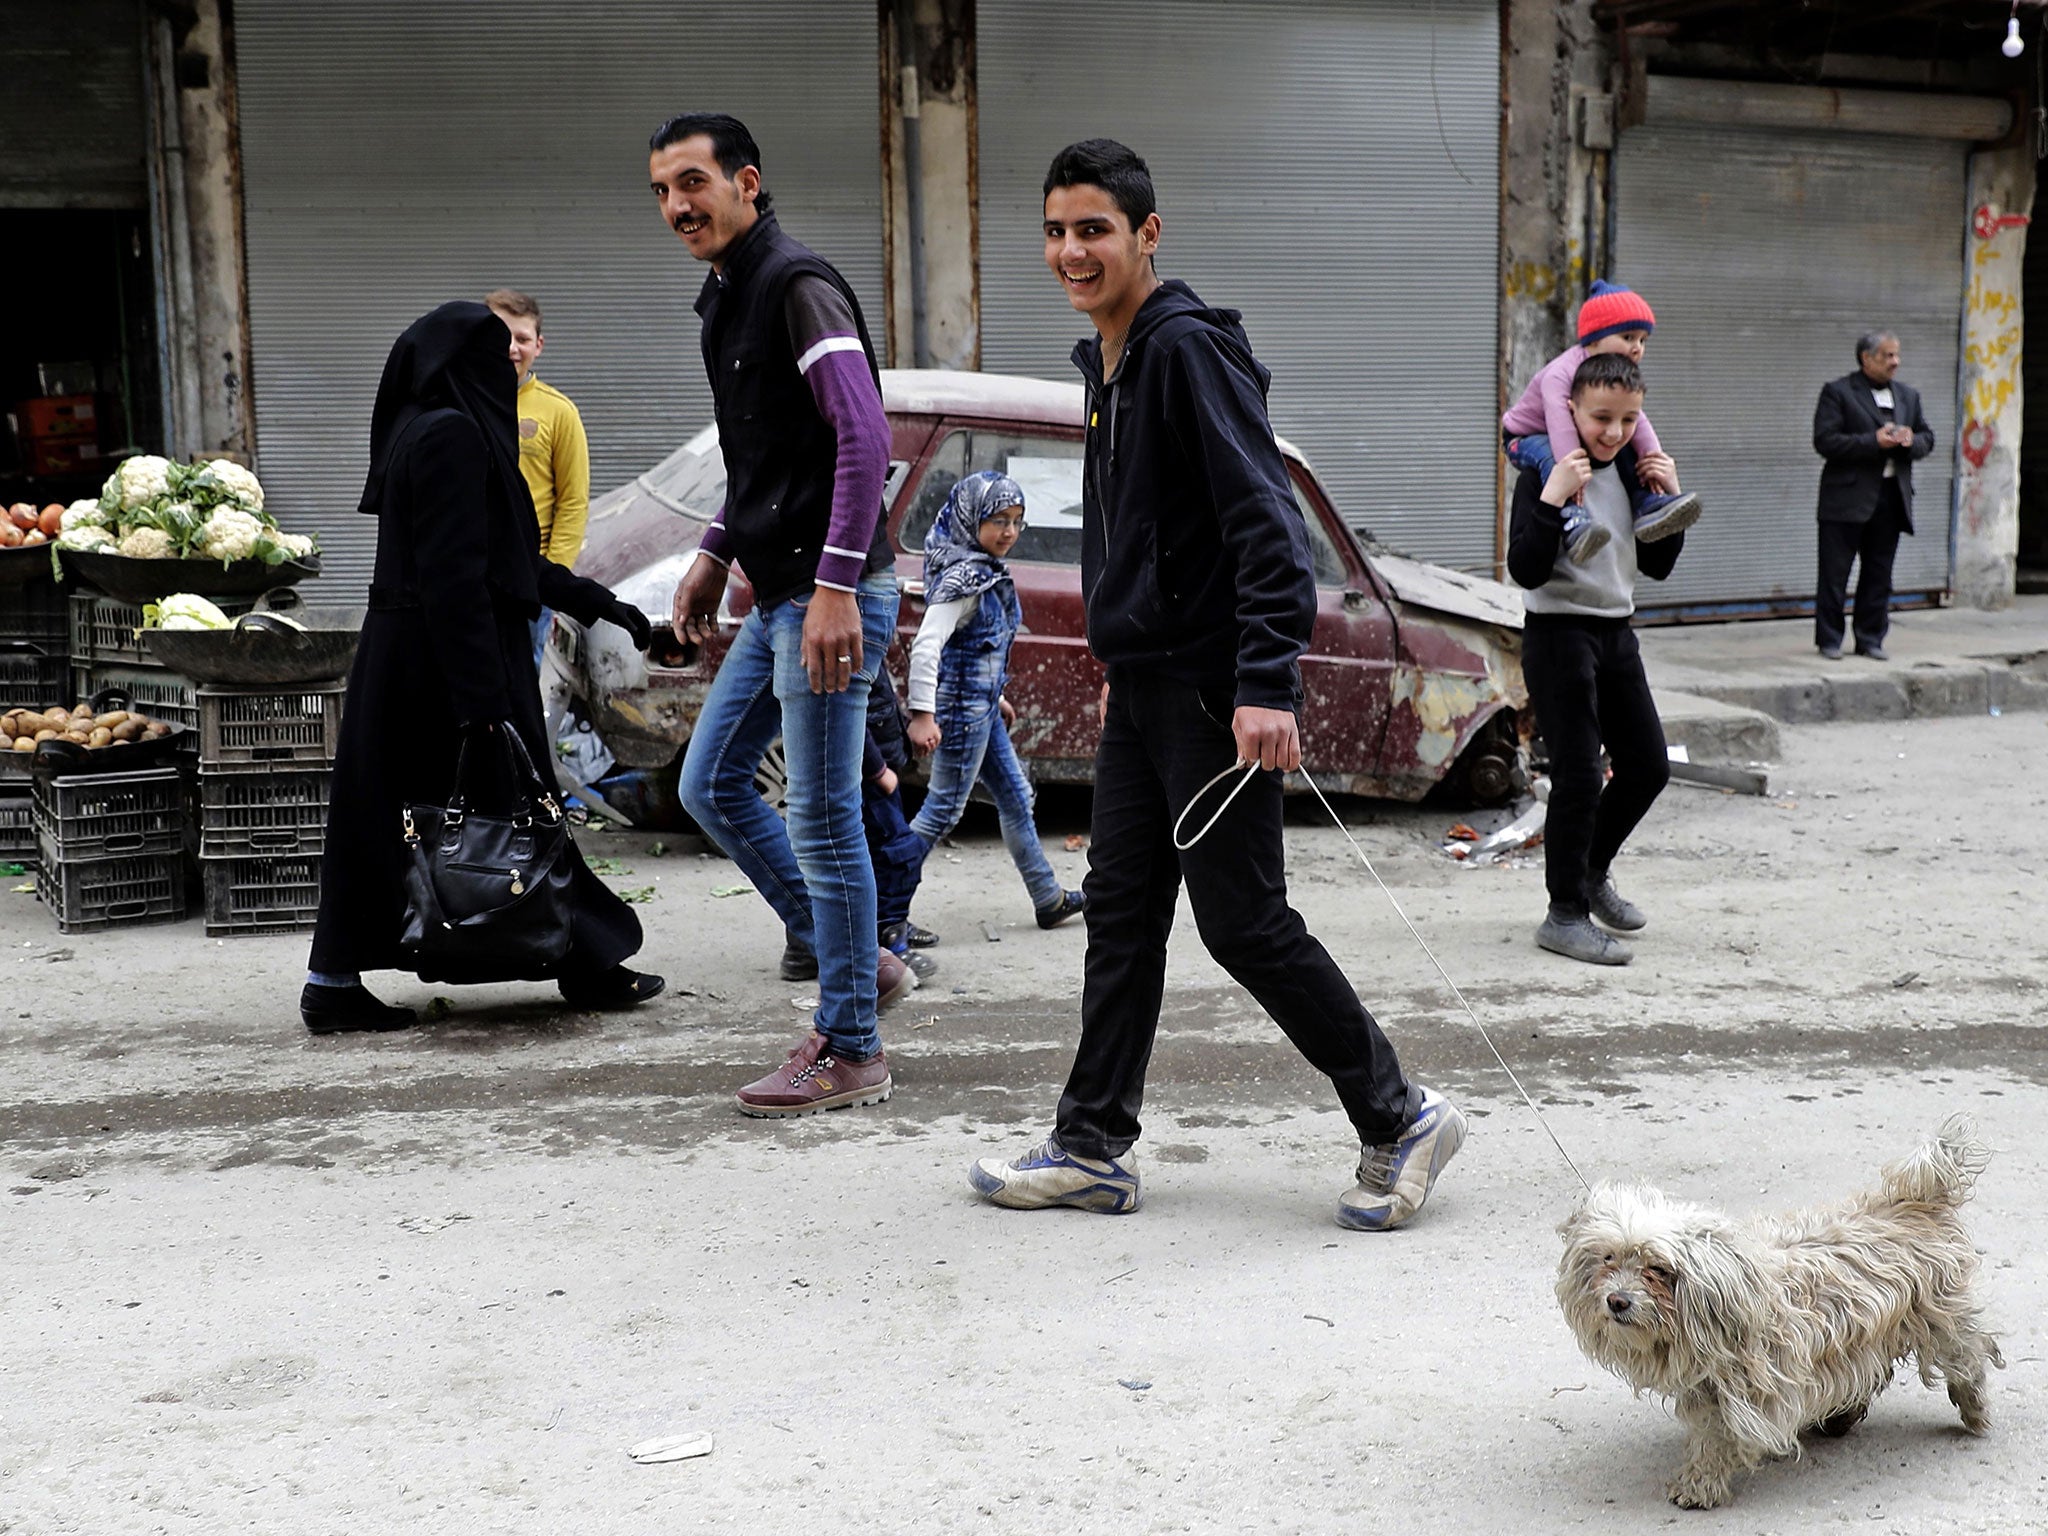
[550,370,1526,817]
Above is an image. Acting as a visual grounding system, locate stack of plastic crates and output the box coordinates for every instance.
[196,682,343,936]
[2,575,71,872]
[68,593,257,737]
[32,766,188,931]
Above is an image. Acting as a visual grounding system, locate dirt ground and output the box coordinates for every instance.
[3,711,2045,1534]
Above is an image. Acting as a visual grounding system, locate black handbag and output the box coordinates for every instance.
[397,724,576,982]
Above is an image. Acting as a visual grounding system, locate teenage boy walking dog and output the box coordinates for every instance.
[969,140,1464,1230]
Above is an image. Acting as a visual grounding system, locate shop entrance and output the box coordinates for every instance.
[0,208,162,510]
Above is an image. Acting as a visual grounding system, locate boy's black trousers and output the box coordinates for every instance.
[1521,613,1670,913]
[1053,668,1419,1162]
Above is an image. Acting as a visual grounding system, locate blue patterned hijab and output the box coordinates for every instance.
[923,470,1022,605]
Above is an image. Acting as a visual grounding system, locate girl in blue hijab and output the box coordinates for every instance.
[904,471,1084,929]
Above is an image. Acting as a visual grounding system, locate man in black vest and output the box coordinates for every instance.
[660,113,907,1117]
[1812,331,1935,661]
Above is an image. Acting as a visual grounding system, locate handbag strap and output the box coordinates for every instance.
[445,723,562,828]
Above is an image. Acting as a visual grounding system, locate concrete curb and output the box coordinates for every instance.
[1669,654,2048,726]
[1654,689,1781,765]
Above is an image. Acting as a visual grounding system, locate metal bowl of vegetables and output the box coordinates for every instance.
[140,591,363,686]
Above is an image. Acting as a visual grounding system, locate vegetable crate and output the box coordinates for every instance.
[69,594,255,670]
[31,764,190,932]
[0,782,33,867]
[198,763,331,858]
[73,665,199,735]
[198,684,343,767]
[2,577,68,651]
[32,766,187,861]
[35,849,187,932]
[201,852,320,936]
[1,645,71,709]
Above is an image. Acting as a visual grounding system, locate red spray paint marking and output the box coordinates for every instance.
[1961,419,1995,470]
[1972,204,2031,240]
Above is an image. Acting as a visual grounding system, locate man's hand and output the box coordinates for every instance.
[1099,682,1110,727]
[1635,450,1679,496]
[672,554,728,646]
[1542,449,1594,508]
[999,695,1017,726]
[802,587,863,693]
[1878,424,1912,449]
[907,712,940,756]
[1232,705,1301,774]
[875,764,899,796]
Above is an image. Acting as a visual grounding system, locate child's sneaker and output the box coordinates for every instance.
[1560,504,1612,566]
[1632,489,1702,542]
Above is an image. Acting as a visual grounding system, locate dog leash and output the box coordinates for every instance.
[1175,760,1592,1193]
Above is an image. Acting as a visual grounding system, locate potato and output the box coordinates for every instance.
[12,737,32,752]
[109,720,140,742]
[95,711,130,729]
[144,722,171,738]
[62,730,89,744]
[14,713,49,736]
[47,707,69,725]
[88,727,112,747]
[33,728,57,742]
[109,738,132,747]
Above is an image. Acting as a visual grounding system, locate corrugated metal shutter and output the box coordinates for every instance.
[976,0,1501,572]
[0,0,146,209]
[235,1,883,596]
[1614,120,1964,611]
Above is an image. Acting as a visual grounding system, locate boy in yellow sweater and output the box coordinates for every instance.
[485,287,590,666]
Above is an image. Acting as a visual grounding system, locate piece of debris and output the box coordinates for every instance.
[618,885,657,903]
[709,883,752,898]
[790,996,819,1010]
[29,1160,86,1183]
[425,996,457,1020]
[628,1433,714,1465]
[1064,834,1087,851]
[397,1214,472,1234]
[1456,802,1548,864]
[1891,971,1920,989]
[980,921,1002,942]
[1303,1314,1335,1327]
[1117,1378,1152,1392]
[1444,823,1479,842]
[588,857,632,876]
[0,863,24,878]
[1668,761,1771,796]
[909,1014,938,1030]
[9,883,32,894]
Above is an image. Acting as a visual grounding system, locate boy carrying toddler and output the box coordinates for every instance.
[1504,279,1701,564]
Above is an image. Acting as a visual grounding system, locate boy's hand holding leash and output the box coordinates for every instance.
[1234,705,1301,774]
[908,712,941,756]
[1542,448,1595,508]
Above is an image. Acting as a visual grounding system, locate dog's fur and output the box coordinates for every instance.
[1555,1118,2002,1509]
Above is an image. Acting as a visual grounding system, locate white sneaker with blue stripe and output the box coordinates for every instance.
[969,1135,1142,1213]
[1336,1086,1467,1231]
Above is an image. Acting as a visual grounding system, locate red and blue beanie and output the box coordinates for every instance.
[1577,280,1656,345]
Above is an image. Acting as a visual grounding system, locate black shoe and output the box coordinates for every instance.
[780,938,818,981]
[1818,644,1843,661]
[300,982,416,1036]
[557,966,667,1009]
[904,921,940,949]
[1855,643,1889,661]
[1035,889,1088,930]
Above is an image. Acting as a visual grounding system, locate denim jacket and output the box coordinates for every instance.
[936,582,1022,715]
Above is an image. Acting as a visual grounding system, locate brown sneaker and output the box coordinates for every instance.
[735,1031,893,1118]
[877,945,915,1009]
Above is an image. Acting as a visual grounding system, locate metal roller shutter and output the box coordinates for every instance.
[1613,120,1964,612]
[0,0,147,210]
[235,1,883,595]
[976,0,1501,572]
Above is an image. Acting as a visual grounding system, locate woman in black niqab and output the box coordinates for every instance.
[304,301,663,1032]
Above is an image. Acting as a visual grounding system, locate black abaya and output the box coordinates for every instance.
[309,303,641,978]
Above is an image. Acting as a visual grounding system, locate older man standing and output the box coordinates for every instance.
[1811,331,1935,661]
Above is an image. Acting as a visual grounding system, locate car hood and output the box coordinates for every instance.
[1369,551,1524,631]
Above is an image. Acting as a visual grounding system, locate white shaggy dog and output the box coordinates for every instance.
[1555,1118,2003,1509]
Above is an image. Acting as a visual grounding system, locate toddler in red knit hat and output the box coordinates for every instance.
[1502,279,1702,563]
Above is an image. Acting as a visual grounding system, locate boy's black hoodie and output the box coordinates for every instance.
[1072,279,1315,711]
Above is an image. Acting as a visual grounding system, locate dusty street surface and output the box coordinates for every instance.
[4,712,2045,1534]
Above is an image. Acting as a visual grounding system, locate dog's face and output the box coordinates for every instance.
[1557,1185,1689,1371]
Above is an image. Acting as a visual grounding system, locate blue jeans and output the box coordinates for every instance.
[1504,431,1556,480]
[679,574,900,1058]
[531,608,553,671]
[909,661,1063,914]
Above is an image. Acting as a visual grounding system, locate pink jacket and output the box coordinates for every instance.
[1503,345,1662,461]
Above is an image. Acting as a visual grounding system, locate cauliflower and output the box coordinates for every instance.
[194,506,267,563]
[151,593,233,631]
[102,455,174,514]
[264,530,318,561]
[61,499,108,532]
[54,526,116,552]
[189,458,265,513]
[117,526,176,559]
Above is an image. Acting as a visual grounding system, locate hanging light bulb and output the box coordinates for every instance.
[2004,9,2025,58]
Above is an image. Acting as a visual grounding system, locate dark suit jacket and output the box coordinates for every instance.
[1812,371,1934,532]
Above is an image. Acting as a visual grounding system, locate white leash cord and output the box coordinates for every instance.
[1174,761,1592,1193]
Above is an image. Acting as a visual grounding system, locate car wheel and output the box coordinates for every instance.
[754,736,788,811]
[1443,711,1526,808]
